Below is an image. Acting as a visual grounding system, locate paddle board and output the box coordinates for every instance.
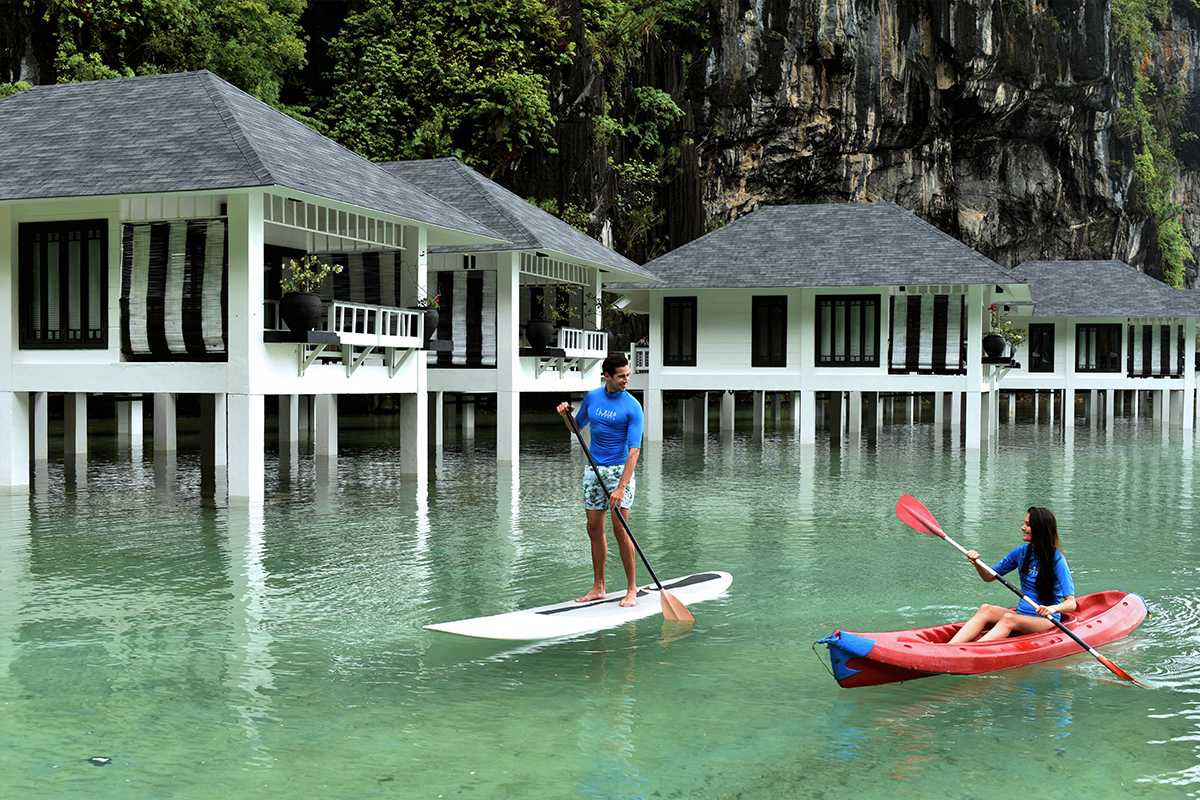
[424,571,732,640]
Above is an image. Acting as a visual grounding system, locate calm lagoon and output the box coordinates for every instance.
[4,413,1200,799]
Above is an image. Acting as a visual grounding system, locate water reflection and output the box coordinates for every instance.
[223,502,277,768]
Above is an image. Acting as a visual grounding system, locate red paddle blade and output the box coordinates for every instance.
[660,590,695,623]
[1097,654,1149,687]
[896,494,946,538]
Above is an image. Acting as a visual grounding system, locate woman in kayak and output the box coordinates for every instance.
[948,507,1077,643]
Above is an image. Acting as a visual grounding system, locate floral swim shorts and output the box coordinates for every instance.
[583,465,635,511]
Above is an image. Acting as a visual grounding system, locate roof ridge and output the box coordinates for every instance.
[197,72,275,186]
[449,159,542,247]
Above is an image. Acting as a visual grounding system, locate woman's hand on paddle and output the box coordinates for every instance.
[964,550,996,582]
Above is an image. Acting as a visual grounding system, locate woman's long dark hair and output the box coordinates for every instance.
[1022,507,1064,606]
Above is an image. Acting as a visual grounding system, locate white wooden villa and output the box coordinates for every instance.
[0,71,509,499]
[610,202,1033,448]
[380,158,659,463]
[998,260,1198,430]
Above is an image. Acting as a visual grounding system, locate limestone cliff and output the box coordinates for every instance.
[517,0,1200,286]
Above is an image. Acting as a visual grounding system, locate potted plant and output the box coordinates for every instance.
[279,255,343,332]
[525,287,572,352]
[985,303,1026,358]
[406,291,440,348]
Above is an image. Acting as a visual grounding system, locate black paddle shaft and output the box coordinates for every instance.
[565,414,665,592]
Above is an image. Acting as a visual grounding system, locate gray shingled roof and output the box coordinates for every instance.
[607,202,1020,290]
[1011,260,1200,318]
[0,71,503,243]
[381,158,659,283]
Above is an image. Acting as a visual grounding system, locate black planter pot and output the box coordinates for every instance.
[409,307,439,347]
[526,318,555,351]
[983,333,1007,359]
[280,292,324,333]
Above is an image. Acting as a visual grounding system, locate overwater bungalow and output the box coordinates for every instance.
[998,260,1198,430]
[0,70,510,499]
[610,202,1032,448]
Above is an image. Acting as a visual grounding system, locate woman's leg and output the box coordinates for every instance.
[948,604,1009,643]
[976,610,1055,641]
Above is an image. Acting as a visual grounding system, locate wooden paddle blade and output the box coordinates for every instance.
[896,494,946,538]
[660,590,695,623]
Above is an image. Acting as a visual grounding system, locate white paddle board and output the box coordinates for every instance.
[424,571,732,640]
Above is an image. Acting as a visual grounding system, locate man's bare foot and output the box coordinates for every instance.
[576,586,607,602]
[619,589,638,607]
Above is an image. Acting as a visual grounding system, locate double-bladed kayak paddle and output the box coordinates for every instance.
[895,494,1145,687]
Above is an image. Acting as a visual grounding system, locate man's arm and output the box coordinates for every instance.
[609,447,640,507]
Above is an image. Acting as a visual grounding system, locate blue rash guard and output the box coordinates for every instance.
[574,386,644,466]
[993,544,1075,619]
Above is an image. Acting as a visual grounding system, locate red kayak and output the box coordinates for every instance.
[818,590,1148,688]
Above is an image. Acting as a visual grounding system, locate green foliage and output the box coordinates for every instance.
[321,0,572,165]
[0,82,33,98]
[38,0,307,108]
[279,255,343,294]
[1111,0,1194,287]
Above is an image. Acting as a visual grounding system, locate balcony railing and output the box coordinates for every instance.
[264,299,424,376]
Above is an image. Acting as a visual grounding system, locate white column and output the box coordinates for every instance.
[950,391,962,427]
[116,399,144,443]
[30,392,48,461]
[298,395,311,441]
[64,392,88,458]
[720,391,735,433]
[279,394,300,444]
[791,392,801,436]
[680,395,694,433]
[430,391,445,447]
[154,393,177,453]
[314,394,338,457]
[848,391,862,434]
[0,392,30,490]
[643,388,663,444]
[933,391,945,426]
[494,252,519,458]
[495,391,519,463]
[227,393,265,502]
[964,392,982,449]
[799,391,816,444]
[1105,389,1115,426]
[399,392,428,480]
[462,397,475,437]
[752,391,765,436]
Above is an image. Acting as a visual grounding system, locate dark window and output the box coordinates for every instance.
[1029,324,1054,373]
[663,296,697,366]
[817,295,879,367]
[752,295,787,367]
[1075,324,1122,372]
[19,220,108,349]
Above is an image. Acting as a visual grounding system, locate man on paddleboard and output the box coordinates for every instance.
[557,354,644,607]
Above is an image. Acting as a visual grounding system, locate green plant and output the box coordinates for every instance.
[408,292,440,309]
[988,304,1027,347]
[280,255,343,294]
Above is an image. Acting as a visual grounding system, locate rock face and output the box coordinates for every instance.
[694,0,1200,281]
[515,0,1200,284]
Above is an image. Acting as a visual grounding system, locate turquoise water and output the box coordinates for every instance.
[3,413,1200,799]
